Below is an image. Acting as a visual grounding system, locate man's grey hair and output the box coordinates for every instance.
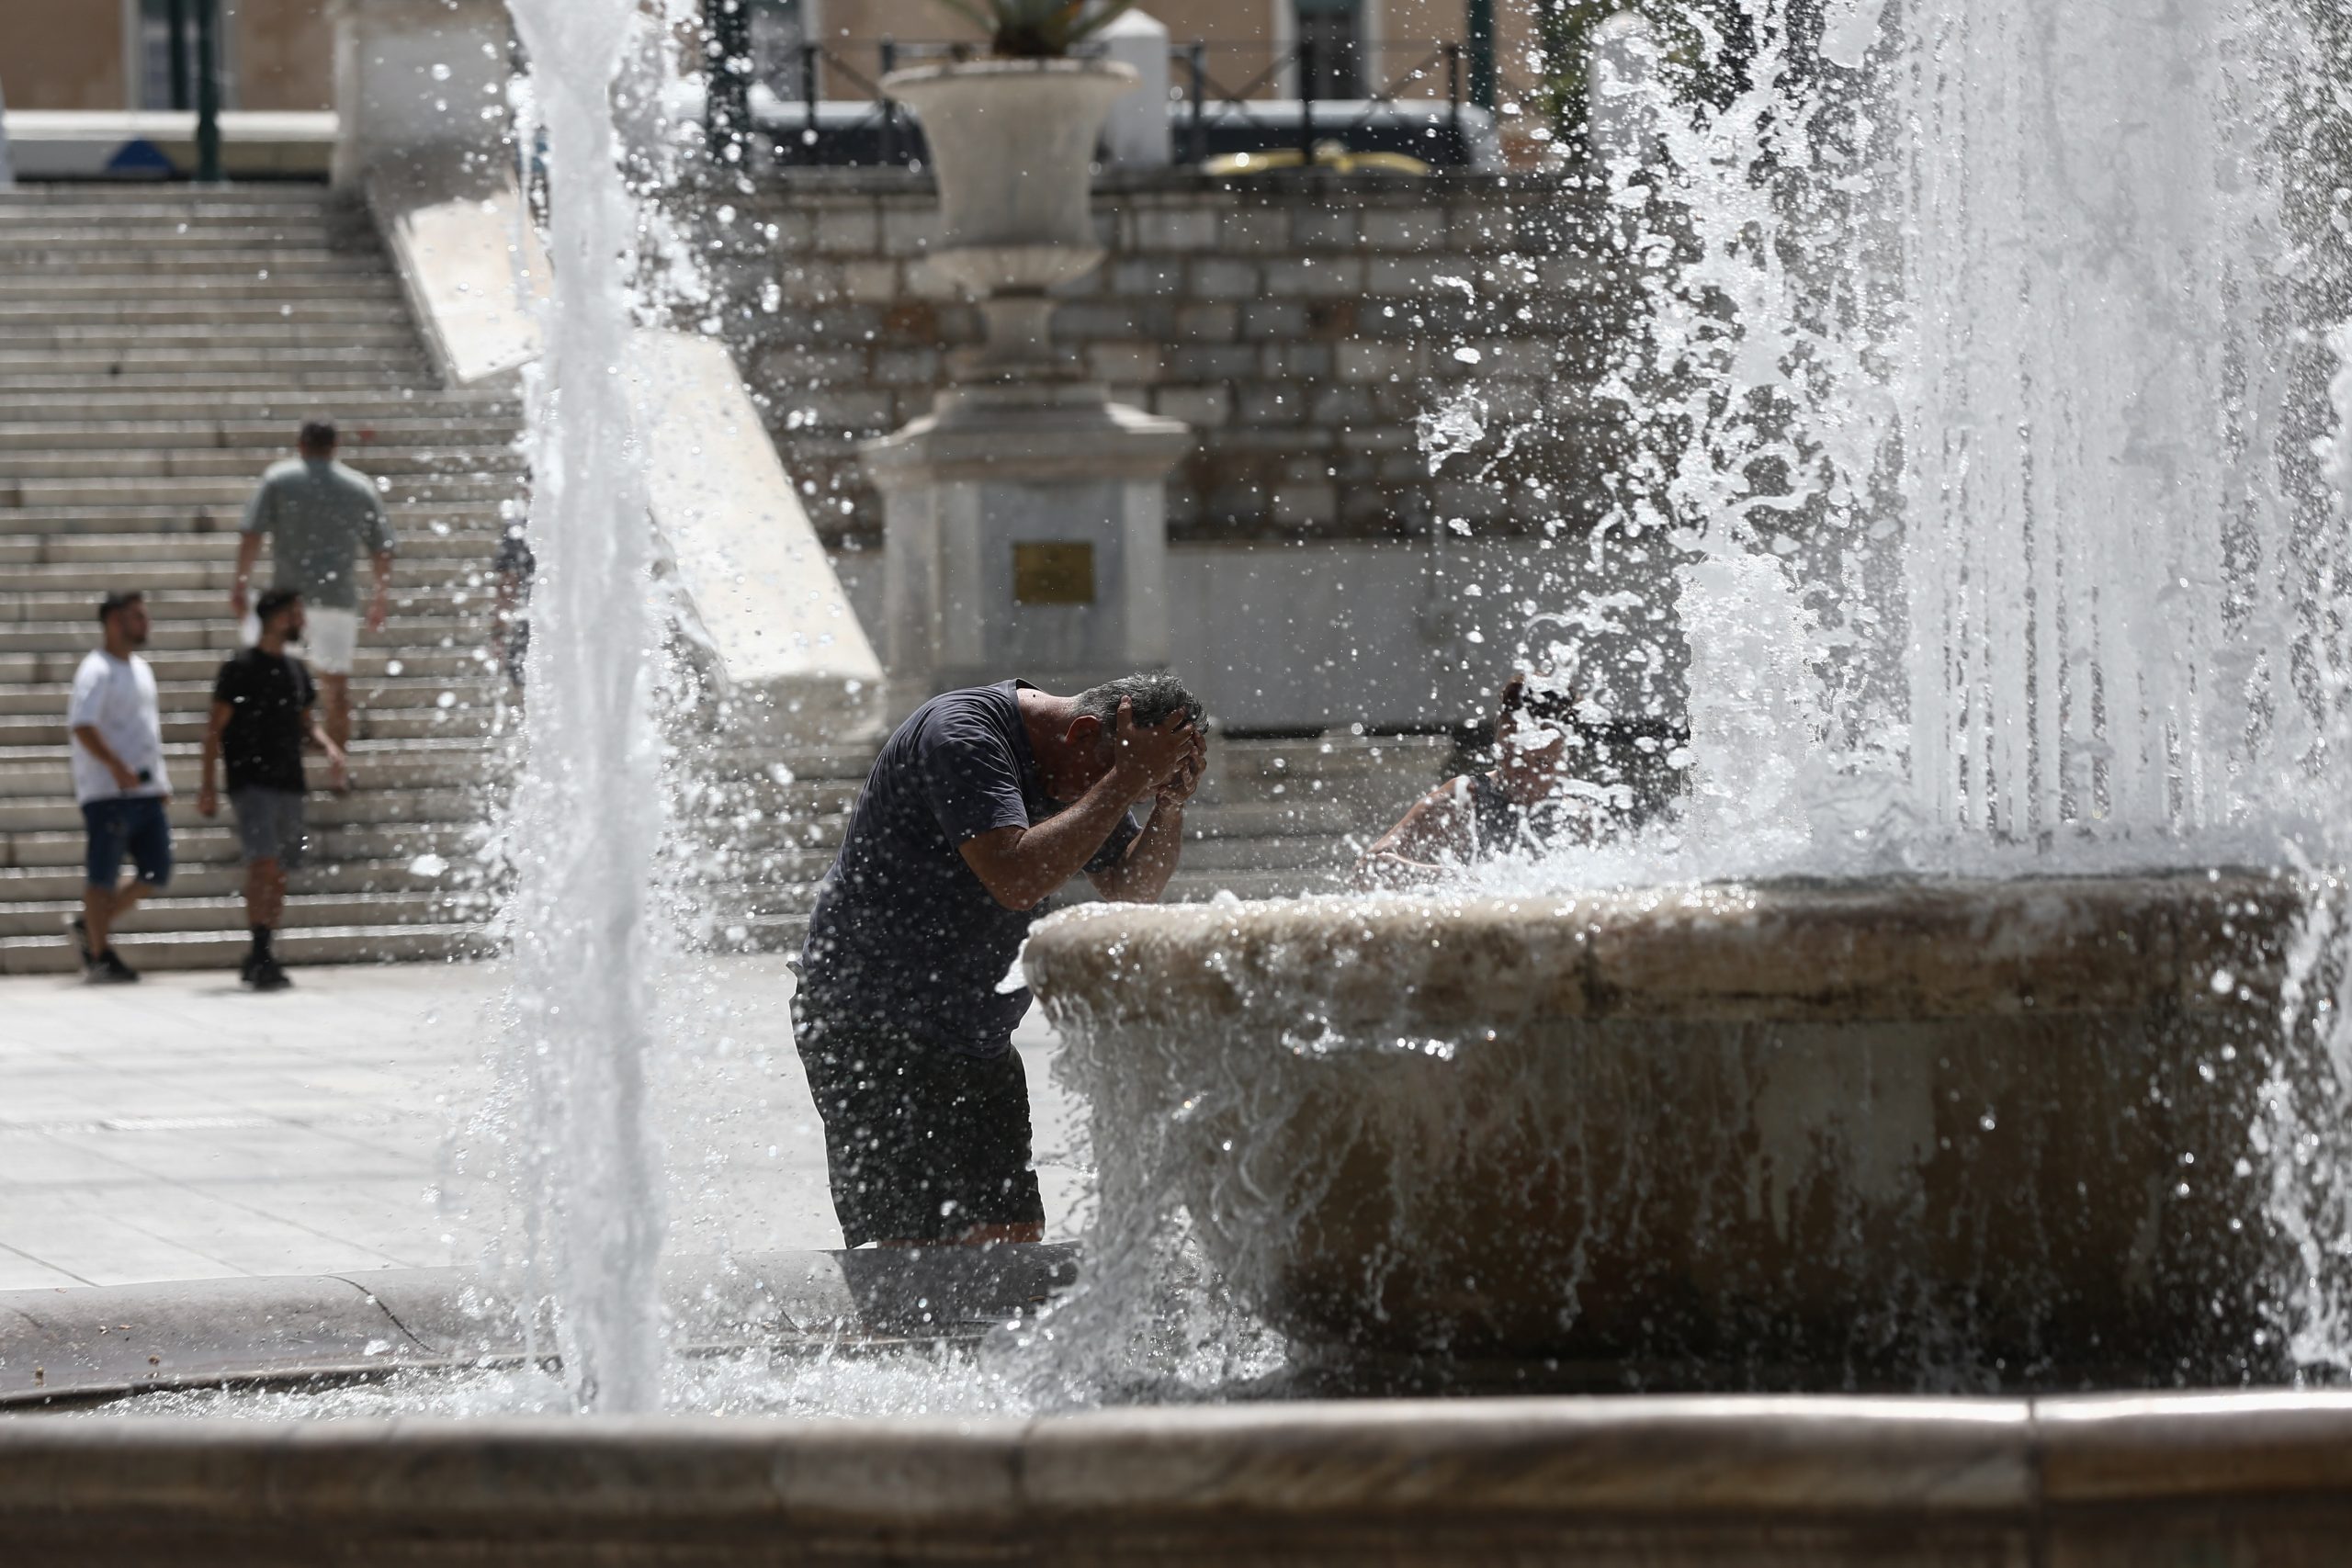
[1072,672,1204,735]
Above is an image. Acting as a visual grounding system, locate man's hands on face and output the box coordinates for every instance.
[1155,730,1208,812]
[1108,698,1200,801]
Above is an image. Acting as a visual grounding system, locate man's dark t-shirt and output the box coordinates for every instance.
[797,682,1138,1058]
[212,648,316,793]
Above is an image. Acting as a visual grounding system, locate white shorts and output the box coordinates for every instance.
[242,606,359,675]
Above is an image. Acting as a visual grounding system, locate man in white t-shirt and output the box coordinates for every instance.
[67,591,173,983]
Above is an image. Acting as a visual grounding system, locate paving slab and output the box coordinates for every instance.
[0,961,1088,1290]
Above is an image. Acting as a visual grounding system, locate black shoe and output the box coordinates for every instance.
[85,948,139,985]
[246,956,292,992]
[66,914,91,965]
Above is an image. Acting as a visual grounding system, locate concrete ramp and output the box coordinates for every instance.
[370,170,881,742]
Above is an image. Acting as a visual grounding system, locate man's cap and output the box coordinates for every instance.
[300,417,337,448]
[254,587,302,624]
[96,589,142,624]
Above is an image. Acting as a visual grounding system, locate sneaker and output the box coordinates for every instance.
[65,914,90,965]
[246,956,292,992]
[85,948,139,985]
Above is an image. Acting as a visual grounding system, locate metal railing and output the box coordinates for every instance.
[742,38,1498,171]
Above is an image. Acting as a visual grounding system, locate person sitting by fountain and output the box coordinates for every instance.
[1353,671,1604,888]
[794,673,1206,1251]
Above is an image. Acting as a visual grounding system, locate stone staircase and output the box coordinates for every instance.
[0,183,523,975]
[0,183,1447,978]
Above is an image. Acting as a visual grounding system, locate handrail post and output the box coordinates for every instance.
[1297,40,1316,163]
[801,41,819,152]
[878,36,898,166]
[1467,0,1496,110]
[166,0,191,111]
[1188,39,1206,165]
[193,0,222,183]
[706,0,753,167]
[1446,42,1464,163]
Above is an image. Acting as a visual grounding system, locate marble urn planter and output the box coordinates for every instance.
[1024,874,2319,1385]
[884,58,1137,369]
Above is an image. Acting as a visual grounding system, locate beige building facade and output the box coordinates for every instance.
[0,0,333,111]
[3,1,1548,117]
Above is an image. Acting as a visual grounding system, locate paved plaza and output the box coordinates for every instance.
[0,959,1086,1292]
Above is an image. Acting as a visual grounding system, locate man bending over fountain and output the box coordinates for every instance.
[795,674,1206,1248]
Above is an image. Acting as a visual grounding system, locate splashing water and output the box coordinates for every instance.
[493,0,666,1415]
[1549,0,2352,869]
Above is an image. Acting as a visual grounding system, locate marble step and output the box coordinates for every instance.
[0,419,517,450]
[0,348,431,378]
[0,622,490,656]
[0,390,517,420]
[2,475,515,509]
[0,501,509,536]
[0,852,473,904]
[0,646,486,684]
[0,275,405,301]
[0,921,489,975]
[0,368,451,395]
[0,453,518,487]
[0,887,462,939]
[0,533,512,570]
[0,707,496,749]
[0,249,390,275]
[0,301,413,329]
[0,670,500,709]
[1,583,497,620]
[0,739,489,799]
[0,818,482,872]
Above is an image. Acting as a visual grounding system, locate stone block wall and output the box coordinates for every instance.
[686,169,1630,553]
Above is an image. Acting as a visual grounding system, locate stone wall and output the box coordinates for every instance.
[691,169,1628,554]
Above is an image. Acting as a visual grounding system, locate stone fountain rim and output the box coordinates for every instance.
[1023,867,2307,1027]
[10,1392,2352,1551]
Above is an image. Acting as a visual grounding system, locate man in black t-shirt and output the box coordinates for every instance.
[796,671,1204,1248]
[198,588,345,991]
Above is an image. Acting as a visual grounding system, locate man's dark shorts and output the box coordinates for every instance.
[794,1011,1046,1247]
[229,786,307,868]
[82,796,173,890]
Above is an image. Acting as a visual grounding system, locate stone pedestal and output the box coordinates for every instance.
[865,383,1189,715]
[867,58,1190,715]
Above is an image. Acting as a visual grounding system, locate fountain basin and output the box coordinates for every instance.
[1025,874,2312,1383]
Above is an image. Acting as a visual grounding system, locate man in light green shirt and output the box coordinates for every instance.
[231,420,395,769]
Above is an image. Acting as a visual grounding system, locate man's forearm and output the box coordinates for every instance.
[372,550,393,595]
[980,771,1144,909]
[1097,804,1184,903]
[233,533,262,590]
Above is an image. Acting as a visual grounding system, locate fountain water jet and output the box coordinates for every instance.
[491,0,666,1414]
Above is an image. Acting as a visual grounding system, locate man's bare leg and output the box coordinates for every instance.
[82,878,149,957]
[243,857,286,930]
[319,673,352,761]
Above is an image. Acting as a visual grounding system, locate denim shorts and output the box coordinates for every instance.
[229,786,307,868]
[82,795,173,890]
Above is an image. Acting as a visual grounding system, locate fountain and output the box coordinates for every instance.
[1026,0,2352,1390]
[15,0,2352,1561]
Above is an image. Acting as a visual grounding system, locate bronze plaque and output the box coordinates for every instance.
[1012,541,1096,605]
